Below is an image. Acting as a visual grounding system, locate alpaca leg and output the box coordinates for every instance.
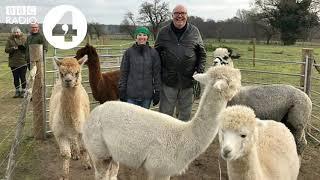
[57,137,71,180]
[147,173,170,180]
[92,157,115,180]
[71,138,80,160]
[286,107,309,155]
[78,134,92,169]
[108,160,119,180]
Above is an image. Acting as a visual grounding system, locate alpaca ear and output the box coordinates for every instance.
[193,73,209,84]
[256,118,266,127]
[227,48,233,56]
[78,55,88,66]
[214,79,228,91]
[230,50,241,59]
[53,56,61,67]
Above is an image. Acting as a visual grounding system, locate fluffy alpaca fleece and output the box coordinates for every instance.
[49,56,91,180]
[212,47,312,155]
[82,66,241,180]
[218,105,300,180]
[75,44,120,103]
[228,84,312,155]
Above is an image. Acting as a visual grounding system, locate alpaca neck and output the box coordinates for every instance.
[60,86,82,124]
[227,145,263,180]
[184,87,228,161]
[87,55,103,98]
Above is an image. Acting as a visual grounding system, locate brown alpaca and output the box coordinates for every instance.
[75,44,120,104]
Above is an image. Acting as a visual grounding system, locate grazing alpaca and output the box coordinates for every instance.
[218,105,300,180]
[75,44,120,103]
[213,47,312,155]
[82,66,242,180]
[49,56,91,180]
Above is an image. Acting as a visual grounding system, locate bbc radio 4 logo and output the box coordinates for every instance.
[43,5,87,50]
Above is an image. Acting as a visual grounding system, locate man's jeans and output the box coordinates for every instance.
[127,98,152,109]
[159,84,193,121]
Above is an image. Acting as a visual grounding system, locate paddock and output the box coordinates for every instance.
[0,42,319,179]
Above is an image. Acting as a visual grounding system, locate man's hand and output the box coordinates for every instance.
[119,89,127,102]
[152,91,160,106]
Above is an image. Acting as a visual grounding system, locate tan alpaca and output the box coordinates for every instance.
[49,55,91,180]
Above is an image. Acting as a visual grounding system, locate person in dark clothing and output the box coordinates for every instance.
[155,4,207,121]
[5,26,27,98]
[25,22,48,70]
[118,27,161,109]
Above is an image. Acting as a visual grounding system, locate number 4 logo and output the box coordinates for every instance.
[43,5,87,49]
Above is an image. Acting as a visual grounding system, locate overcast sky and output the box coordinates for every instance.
[1,0,253,25]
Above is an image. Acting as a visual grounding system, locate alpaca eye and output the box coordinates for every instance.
[60,73,64,77]
[75,72,79,77]
[223,56,229,60]
[240,134,247,138]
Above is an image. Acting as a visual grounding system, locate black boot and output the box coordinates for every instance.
[13,90,20,98]
[20,89,26,98]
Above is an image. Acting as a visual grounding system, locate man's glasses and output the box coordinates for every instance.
[173,12,187,16]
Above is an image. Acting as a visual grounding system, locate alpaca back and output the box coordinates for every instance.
[228,84,311,121]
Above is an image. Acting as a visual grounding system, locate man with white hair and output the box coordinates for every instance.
[155,4,207,121]
[5,26,27,98]
[25,22,48,69]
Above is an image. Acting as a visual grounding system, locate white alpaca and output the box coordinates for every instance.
[213,47,312,155]
[212,47,240,66]
[82,66,242,180]
[49,55,91,180]
[218,105,300,180]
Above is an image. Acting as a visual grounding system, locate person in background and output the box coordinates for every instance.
[25,22,48,70]
[155,4,207,121]
[119,27,161,109]
[5,26,27,98]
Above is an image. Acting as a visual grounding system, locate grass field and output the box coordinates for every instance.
[0,37,320,179]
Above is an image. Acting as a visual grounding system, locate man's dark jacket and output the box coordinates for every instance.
[25,33,48,63]
[119,43,161,100]
[155,22,206,89]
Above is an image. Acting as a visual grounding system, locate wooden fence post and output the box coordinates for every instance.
[300,48,313,96]
[29,44,46,140]
[252,38,256,67]
[86,35,91,44]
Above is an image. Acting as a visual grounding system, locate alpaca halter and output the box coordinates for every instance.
[214,56,230,65]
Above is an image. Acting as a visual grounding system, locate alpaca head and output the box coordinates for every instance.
[213,48,240,67]
[54,55,87,88]
[218,105,259,161]
[75,43,98,65]
[193,66,241,101]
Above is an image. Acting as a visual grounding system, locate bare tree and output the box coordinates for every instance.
[238,8,278,44]
[87,23,95,40]
[138,0,170,39]
[253,0,319,45]
[86,22,107,42]
[92,22,106,39]
[120,12,138,39]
